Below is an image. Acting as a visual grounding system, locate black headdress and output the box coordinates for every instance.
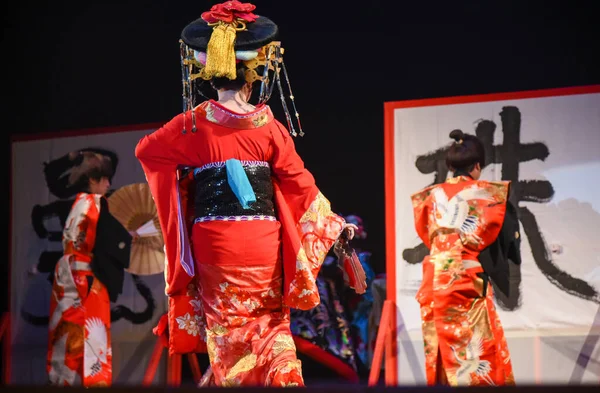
[178,1,302,136]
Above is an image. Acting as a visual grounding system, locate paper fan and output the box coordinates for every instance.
[108,183,165,276]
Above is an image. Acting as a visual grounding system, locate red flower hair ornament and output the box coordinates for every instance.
[201,1,258,25]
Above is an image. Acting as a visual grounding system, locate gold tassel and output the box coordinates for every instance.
[201,22,237,80]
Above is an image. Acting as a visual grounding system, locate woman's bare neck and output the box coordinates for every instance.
[216,89,255,113]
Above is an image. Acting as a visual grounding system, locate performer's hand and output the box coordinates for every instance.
[334,223,359,256]
[342,223,359,241]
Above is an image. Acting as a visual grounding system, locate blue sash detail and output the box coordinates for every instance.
[225,159,256,209]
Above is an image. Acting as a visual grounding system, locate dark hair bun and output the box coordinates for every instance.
[449,129,465,142]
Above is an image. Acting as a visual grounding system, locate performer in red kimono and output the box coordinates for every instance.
[411,129,520,386]
[47,151,131,387]
[135,1,363,387]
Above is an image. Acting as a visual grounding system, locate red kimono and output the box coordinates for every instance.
[135,100,345,387]
[411,176,515,386]
[47,193,112,387]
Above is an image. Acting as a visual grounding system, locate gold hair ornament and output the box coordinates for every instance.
[179,41,303,137]
[201,19,248,80]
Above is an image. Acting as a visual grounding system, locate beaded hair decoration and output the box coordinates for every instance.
[178,2,302,137]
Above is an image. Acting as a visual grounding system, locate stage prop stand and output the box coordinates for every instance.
[142,314,203,387]
[368,300,397,386]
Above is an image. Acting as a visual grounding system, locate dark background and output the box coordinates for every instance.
[3,0,599,313]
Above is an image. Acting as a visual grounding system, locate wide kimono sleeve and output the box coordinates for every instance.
[475,190,519,297]
[462,180,510,253]
[135,112,207,355]
[410,184,437,250]
[135,113,199,295]
[269,120,346,310]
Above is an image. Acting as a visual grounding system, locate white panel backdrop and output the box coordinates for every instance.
[10,126,171,385]
[389,88,600,385]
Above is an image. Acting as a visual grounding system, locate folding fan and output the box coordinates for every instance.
[107,183,165,275]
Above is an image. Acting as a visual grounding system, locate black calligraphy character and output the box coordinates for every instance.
[403,106,599,310]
